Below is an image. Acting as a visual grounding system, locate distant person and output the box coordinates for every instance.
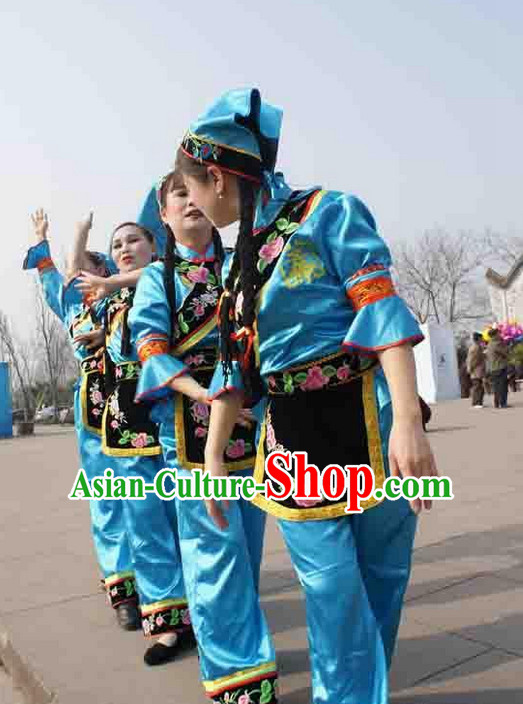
[466,332,486,408]
[486,329,509,409]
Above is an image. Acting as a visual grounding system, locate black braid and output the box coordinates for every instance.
[212,227,225,268]
[163,224,177,348]
[219,178,260,392]
[120,305,132,356]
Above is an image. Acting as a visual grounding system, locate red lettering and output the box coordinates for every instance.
[294,452,321,500]
[321,464,346,500]
[345,464,375,513]
[265,451,293,500]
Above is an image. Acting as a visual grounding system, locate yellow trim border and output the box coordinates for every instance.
[105,571,134,587]
[141,598,188,615]
[203,661,277,694]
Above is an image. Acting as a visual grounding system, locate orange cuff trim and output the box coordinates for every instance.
[137,339,169,363]
[347,275,396,311]
[37,257,55,273]
[348,263,387,281]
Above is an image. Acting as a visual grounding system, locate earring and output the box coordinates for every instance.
[218,193,223,200]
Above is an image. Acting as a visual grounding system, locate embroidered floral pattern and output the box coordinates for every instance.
[173,259,221,342]
[280,237,326,289]
[106,386,156,448]
[183,133,222,163]
[257,219,299,274]
[88,378,105,418]
[142,603,191,637]
[106,575,137,608]
[266,351,376,396]
[211,677,277,704]
[177,347,256,469]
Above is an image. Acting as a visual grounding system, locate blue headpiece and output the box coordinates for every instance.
[136,177,169,257]
[180,88,283,183]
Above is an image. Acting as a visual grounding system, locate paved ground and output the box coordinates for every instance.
[0,397,522,703]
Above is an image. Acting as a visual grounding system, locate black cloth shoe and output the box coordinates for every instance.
[144,630,197,666]
[115,602,141,631]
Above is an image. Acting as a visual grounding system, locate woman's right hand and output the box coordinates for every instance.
[31,209,49,242]
[75,212,93,237]
[76,271,114,301]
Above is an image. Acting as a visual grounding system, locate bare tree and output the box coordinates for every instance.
[482,228,523,269]
[392,228,491,326]
[33,285,77,419]
[0,311,36,421]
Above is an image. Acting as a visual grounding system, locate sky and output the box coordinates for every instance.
[1,0,522,334]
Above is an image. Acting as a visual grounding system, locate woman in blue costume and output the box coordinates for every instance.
[23,209,139,631]
[128,170,268,690]
[92,220,195,666]
[175,89,439,704]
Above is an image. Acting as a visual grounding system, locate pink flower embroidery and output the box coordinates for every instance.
[115,366,123,379]
[131,432,148,448]
[187,266,209,284]
[91,390,103,405]
[111,419,119,429]
[143,619,151,635]
[195,426,208,438]
[295,497,322,507]
[336,365,351,381]
[259,236,284,263]
[226,439,246,459]
[90,360,97,369]
[266,422,277,451]
[267,376,277,389]
[193,302,206,317]
[92,408,101,417]
[238,695,252,704]
[192,402,210,423]
[181,608,191,625]
[300,366,329,391]
[155,615,165,626]
[185,353,205,367]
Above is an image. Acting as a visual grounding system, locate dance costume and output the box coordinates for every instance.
[180,88,424,704]
[99,285,189,638]
[23,240,135,609]
[129,239,270,698]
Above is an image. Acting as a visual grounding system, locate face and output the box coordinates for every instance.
[183,168,240,228]
[160,183,212,239]
[111,226,154,273]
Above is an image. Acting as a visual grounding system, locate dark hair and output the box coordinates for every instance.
[489,328,499,338]
[157,170,185,210]
[473,332,482,342]
[111,221,155,244]
[85,250,110,277]
[160,166,225,347]
[175,148,261,390]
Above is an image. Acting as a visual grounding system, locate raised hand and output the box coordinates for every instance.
[76,271,115,301]
[75,212,94,237]
[31,208,49,242]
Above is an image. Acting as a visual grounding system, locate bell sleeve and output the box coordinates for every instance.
[313,193,423,356]
[128,263,189,402]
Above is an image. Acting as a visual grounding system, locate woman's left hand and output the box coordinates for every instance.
[388,419,438,514]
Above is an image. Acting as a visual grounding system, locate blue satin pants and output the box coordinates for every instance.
[74,385,133,588]
[278,497,417,704]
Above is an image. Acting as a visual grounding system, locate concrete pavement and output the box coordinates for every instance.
[0,397,522,703]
